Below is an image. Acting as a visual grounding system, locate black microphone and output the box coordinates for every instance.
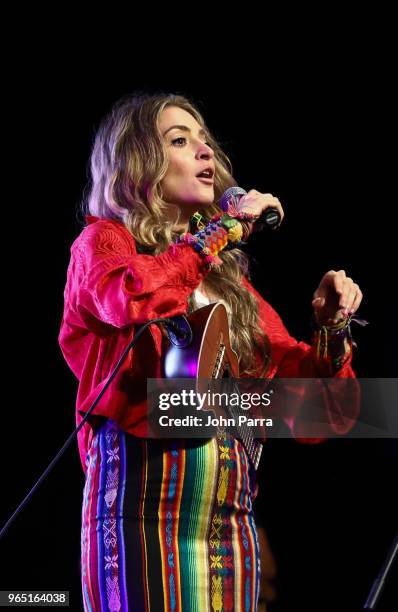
[219,186,281,229]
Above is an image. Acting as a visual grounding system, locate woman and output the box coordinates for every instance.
[59,93,363,611]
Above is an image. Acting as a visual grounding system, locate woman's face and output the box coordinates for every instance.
[159,106,215,214]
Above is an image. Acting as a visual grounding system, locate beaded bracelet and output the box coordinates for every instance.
[210,211,258,242]
[213,195,260,241]
[178,214,244,268]
[312,317,352,371]
[314,316,352,356]
[191,211,206,231]
[190,210,256,243]
[217,214,244,243]
[177,232,222,267]
[312,314,368,371]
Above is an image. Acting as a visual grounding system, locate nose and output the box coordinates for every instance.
[196,141,214,160]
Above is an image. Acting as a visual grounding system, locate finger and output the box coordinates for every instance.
[344,289,358,314]
[340,280,362,315]
[344,280,357,309]
[321,269,337,282]
[333,272,347,297]
[247,190,273,198]
[349,286,363,314]
[338,279,353,310]
[314,271,335,297]
[271,197,285,221]
[259,194,284,218]
[237,194,258,212]
[239,193,285,221]
[258,196,285,221]
[312,296,325,308]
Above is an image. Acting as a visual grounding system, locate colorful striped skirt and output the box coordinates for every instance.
[81,418,261,611]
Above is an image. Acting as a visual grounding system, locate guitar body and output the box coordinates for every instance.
[162,303,263,470]
[163,302,239,380]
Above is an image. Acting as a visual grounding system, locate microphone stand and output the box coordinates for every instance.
[0,315,192,541]
[363,530,398,609]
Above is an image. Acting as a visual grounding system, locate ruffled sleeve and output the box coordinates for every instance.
[67,218,210,331]
[242,277,360,439]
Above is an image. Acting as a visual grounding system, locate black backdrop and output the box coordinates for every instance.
[1,51,397,611]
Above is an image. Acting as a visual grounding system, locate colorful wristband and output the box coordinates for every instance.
[312,314,368,371]
[178,216,244,267]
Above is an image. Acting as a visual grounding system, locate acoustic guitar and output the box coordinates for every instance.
[162,302,263,470]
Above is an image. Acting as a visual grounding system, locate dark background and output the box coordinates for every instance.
[1,37,397,611]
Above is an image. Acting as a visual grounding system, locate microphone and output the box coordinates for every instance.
[219,186,281,229]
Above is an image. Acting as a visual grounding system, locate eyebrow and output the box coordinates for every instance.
[162,124,208,138]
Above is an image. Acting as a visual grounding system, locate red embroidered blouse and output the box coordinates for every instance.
[59,217,359,471]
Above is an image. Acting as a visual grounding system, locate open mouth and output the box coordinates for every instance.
[196,167,214,183]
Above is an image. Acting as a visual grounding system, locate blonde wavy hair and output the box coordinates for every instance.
[83,92,270,375]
